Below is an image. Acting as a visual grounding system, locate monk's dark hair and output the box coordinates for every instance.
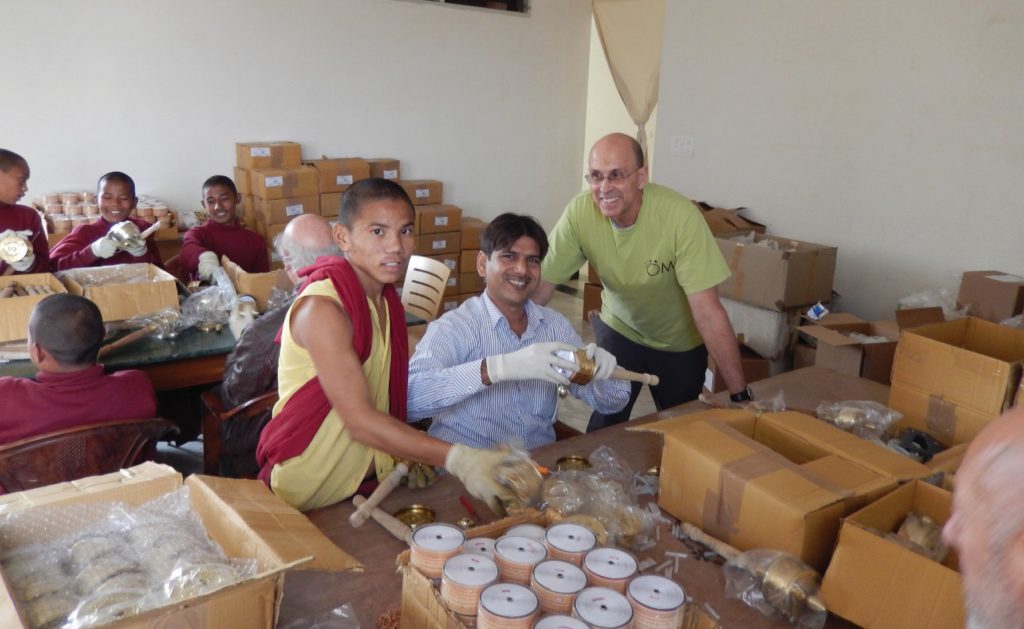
[97,171,136,199]
[29,294,105,367]
[202,175,238,197]
[480,213,549,260]
[339,178,414,228]
[0,149,29,174]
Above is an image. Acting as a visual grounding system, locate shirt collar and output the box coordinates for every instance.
[480,291,546,338]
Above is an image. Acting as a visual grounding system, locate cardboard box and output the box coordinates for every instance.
[888,317,1024,446]
[458,271,484,294]
[0,462,357,628]
[222,256,291,312]
[460,217,486,251]
[792,312,865,368]
[417,204,462,234]
[583,282,602,323]
[59,263,179,322]
[720,296,800,361]
[798,321,899,384]
[233,167,253,195]
[716,232,837,311]
[46,232,65,248]
[366,158,400,180]
[821,481,964,629]
[252,166,319,200]
[235,141,302,170]
[695,201,767,235]
[702,342,770,395]
[426,253,458,275]
[957,270,1024,322]
[0,273,68,342]
[459,249,478,273]
[440,296,459,313]
[416,232,460,255]
[399,180,443,206]
[443,274,458,297]
[307,158,370,193]
[319,192,342,218]
[255,195,320,225]
[642,409,898,571]
[586,263,601,285]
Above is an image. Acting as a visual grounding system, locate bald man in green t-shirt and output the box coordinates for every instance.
[535,133,749,431]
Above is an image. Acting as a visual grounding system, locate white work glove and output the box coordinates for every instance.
[445,444,519,515]
[584,342,617,381]
[10,252,34,272]
[228,296,257,339]
[90,234,118,259]
[486,341,577,386]
[197,251,221,281]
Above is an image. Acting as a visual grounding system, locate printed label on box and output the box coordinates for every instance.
[383,169,398,179]
[704,368,715,392]
[265,176,284,188]
[447,278,456,287]
[416,188,430,199]
[336,175,353,185]
[443,300,458,311]
[431,239,447,250]
[444,260,456,270]
[250,147,270,157]
[987,274,1024,283]
[434,216,449,227]
[286,204,304,217]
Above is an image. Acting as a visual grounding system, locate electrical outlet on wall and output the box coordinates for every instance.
[670,135,694,157]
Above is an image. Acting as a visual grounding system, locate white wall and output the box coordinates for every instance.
[654,1,1024,319]
[1,0,591,229]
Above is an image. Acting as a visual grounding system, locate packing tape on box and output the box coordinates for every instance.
[270,149,286,168]
[803,249,820,303]
[700,420,854,540]
[282,173,299,197]
[925,395,958,444]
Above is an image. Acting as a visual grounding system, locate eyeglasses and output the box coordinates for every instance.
[584,167,641,185]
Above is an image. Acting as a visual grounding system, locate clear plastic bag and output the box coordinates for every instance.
[745,389,786,413]
[278,604,361,629]
[724,549,826,629]
[56,263,160,287]
[266,286,294,311]
[816,400,902,439]
[883,512,949,563]
[1002,314,1024,329]
[897,276,967,319]
[181,285,235,331]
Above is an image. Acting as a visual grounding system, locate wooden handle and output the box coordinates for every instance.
[678,522,740,561]
[98,323,158,358]
[349,462,408,527]
[351,495,413,544]
[139,221,163,240]
[611,367,660,386]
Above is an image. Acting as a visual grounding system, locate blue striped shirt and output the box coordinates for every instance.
[408,292,630,450]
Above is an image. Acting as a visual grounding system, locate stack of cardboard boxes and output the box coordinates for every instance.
[411,193,460,312]
[456,216,487,311]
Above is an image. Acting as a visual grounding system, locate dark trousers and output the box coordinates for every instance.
[587,316,708,432]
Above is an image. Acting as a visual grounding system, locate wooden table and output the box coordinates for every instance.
[277,367,886,627]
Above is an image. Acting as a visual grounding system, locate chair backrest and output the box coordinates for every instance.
[401,255,453,322]
[200,389,279,476]
[0,418,178,492]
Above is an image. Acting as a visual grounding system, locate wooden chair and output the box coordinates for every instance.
[200,389,278,476]
[402,255,453,322]
[0,418,179,492]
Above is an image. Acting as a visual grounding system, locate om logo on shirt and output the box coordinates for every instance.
[645,259,676,277]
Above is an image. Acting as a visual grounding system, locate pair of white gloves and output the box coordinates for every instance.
[90,222,147,259]
[0,229,36,271]
[486,341,617,386]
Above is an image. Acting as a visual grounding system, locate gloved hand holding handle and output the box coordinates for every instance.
[445,444,519,516]
[485,341,578,386]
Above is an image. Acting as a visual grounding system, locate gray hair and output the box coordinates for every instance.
[273,230,342,271]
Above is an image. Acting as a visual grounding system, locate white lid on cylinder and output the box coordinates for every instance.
[583,547,638,580]
[412,523,465,552]
[465,537,496,558]
[479,583,539,618]
[533,615,588,629]
[505,524,547,543]
[443,553,499,587]
[572,587,633,628]
[627,574,686,611]
[545,523,596,553]
[495,536,547,565]
[531,560,587,595]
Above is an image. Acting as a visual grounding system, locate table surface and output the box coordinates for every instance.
[278,367,887,627]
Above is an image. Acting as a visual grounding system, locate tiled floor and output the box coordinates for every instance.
[158,279,658,475]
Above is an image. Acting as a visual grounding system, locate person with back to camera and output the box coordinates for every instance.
[50,171,163,270]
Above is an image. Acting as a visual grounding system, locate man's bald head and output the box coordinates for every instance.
[944,405,1024,628]
[276,214,342,283]
[591,133,645,170]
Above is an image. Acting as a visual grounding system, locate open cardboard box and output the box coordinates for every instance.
[397,510,718,629]
[715,232,837,311]
[0,462,358,628]
[58,263,179,323]
[820,481,964,628]
[221,255,291,312]
[636,409,898,571]
[888,317,1024,447]
[792,312,865,369]
[0,273,67,343]
[694,201,766,236]
[797,321,899,384]
[957,270,1024,323]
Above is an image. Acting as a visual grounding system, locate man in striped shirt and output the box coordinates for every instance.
[408,213,629,450]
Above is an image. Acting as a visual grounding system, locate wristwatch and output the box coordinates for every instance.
[729,387,755,403]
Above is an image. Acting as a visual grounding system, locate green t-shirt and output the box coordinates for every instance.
[542,183,730,352]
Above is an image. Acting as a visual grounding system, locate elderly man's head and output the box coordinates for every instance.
[943,406,1024,628]
[274,214,342,285]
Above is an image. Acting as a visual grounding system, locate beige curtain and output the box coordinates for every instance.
[592,0,666,162]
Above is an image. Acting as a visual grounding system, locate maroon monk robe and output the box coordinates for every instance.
[50,217,163,271]
[0,202,49,274]
[179,220,269,282]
